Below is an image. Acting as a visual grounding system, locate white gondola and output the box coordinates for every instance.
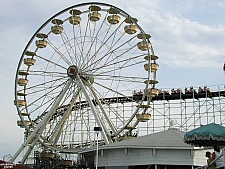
[18,70,29,76]
[44,152,54,158]
[121,135,136,140]
[17,78,28,86]
[107,8,120,24]
[88,5,101,21]
[64,160,73,166]
[35,40,47,48]
[144,55,159,61]
[107,15,120,24]
[137,33,151,39]
[69,9,82,15]
[69,9,81,25]
[125,17,138,24]
[51,19,63,34]
[25,51,35,56]
[151,63,159,72]
[144,63,159,72]
[69,15,81,25]
[124,126,136,130]
[17,120,31,128]
[124,17,138,34]
[88,12,101,21]
[35,33,48,48]
[137,40,151,51]
[52,18,63,25]
[144,79,159,85]
[83,74,94,84]
[137,104,150,108]
[51,25,63,34]
[136,113,151,122]
[24,58,36,66]
[145,88,159,97]
[17,92,27,96]
[20,112,29,116]
[14,100,26,107]
[36,33,48,39]
[124,25,138,34]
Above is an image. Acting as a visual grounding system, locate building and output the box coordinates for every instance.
[80,128,211,169]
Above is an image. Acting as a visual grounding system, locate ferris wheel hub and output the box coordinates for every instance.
[67,65,78,78]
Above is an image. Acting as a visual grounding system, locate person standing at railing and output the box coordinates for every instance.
[206,151,216,169]
[212,145,224,169]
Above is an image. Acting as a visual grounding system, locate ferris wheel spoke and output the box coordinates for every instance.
[100,44,138,69]
[82,15,91,53]
[89,85,140,135]
[27,70,67,77]
[77,75,112,144]
[94,74,146,84]
[79,34,97,69]
[25,81,68,115]
[83,26,127,71]
[47,38,72,65]
[87,41,134,73]
[74,33,87,67]
[81,22,126,71]
[92,51,145,74]
[79,27,96,69]
[93,60,146,77]
[45,82,80,120]
[59,27,79,65]
[82,13,109,68]
[89,85,127,124]
[88,84,118,134]
[17,76,67,94]
[13,78,73,162]
[85,28,135,70]
[80,13,110,69]
[75,18,91,69]
[94,81,137,102]
[35,54,67,70]
[66,110,91,146]
[88,53,145,73]
[97,36,137,68]
[69,103,94,146]
[17,82,66,109]
[72,26,79,65]
[59,82,79,106]
[49,90,81,146]
[33,78,73,130]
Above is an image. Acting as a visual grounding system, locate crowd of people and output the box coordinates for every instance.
[205,145,224,169]
[132,86,211,96]
[159,86,210,95]
[133,90,143,95]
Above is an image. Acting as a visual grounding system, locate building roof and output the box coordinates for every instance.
[100,128,193,150]
[81,128,195,153]
[80,128,196,154]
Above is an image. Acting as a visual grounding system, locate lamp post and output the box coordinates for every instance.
[94,127,102,169]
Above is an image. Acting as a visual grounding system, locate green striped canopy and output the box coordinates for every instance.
[183,123,225,147]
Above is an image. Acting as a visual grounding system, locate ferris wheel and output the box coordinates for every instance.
[12,2,159,164]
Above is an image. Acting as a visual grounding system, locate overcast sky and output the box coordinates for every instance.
[0,0,225,161]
